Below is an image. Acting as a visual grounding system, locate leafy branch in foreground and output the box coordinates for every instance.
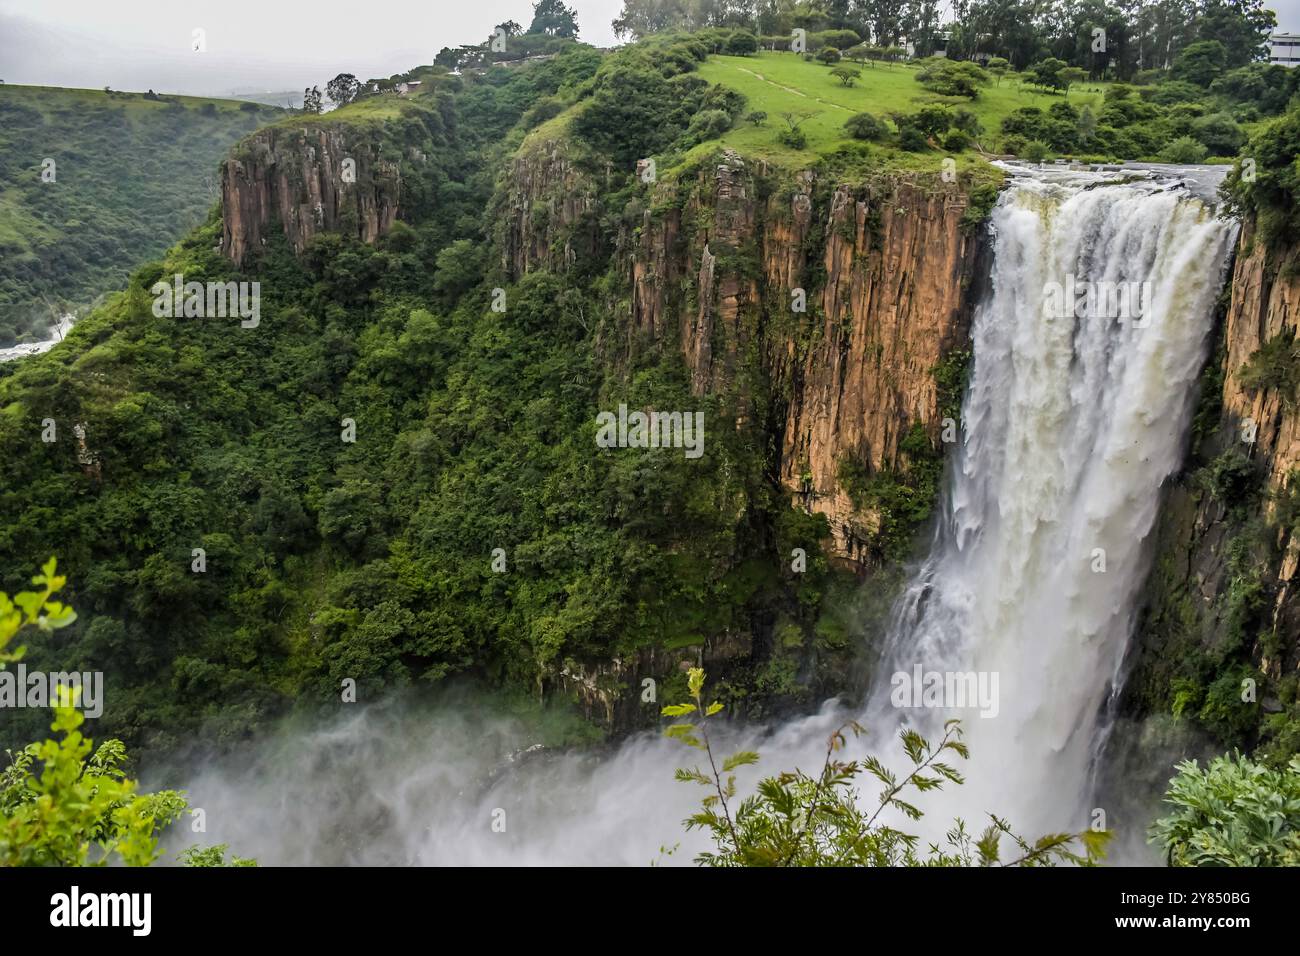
[0,556,77,667]
[0,560,255,867]
[1151,752,1300,866]
[664,668,1110,867]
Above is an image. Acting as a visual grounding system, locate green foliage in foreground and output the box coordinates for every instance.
[663,668,1110,867]
[1152,752,1300,866]
[0,564,254,867]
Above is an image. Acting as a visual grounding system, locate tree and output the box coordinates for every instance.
[1026,57,1068,92]
[1197,0,1277,68]
[747,110,768,125]
[663,669,1110,866]
[986,56,1010,85]
[818,46,842,64]
[528,0,580,38]
[326,73,360,107]
[915,57,991,97]
[831,66,862,86]
[1172,39,1227,87]
[302,86,323,114]
[778,110,819,149]
[497,20,523,37]
[1059,66,1086,97]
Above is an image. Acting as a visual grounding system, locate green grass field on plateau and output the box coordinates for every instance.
[693,51,1111,164]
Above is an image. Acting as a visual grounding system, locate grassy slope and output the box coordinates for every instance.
[693,52,1111,164]
[0,85,285,342]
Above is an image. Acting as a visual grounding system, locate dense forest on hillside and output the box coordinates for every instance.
[0,87,284,345]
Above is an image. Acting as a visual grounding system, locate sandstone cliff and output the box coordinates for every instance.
[221,125,402,266]
[611,149,981,562]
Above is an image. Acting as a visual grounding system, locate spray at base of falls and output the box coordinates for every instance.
[169,166,1239,865]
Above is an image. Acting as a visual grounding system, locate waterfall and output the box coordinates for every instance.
[875,164,1238,837]
[0,314,76,363]
[166,166,1239,864]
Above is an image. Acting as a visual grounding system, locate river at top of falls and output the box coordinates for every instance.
[162,164,1239,865]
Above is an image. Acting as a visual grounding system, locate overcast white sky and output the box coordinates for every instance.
[0,0,627,96]
[1,0,1297,97]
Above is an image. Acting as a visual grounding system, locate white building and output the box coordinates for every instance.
[1269,32,1300,67]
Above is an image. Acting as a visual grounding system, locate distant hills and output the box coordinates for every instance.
[0,84,285,346]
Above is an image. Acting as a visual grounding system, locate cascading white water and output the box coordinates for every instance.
[166,166,1238,864]
[872,164,1238,838]
[0,314,76,363]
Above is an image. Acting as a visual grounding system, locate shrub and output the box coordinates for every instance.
[817,46,841,64]
[521,95,565,130]
[844,112,888,141]
[777,126,808,149]
[1143,80,1205,105]
[1022,139,1049,162]
[1238,329,1300,403]
[943,129,973,151]
[685,108,733,145]
[1191,112,1245,156]
[1158,136,1208,163]
[1151,752,1300,866]
[898,125,929,151]
[725,31,759,56]
[664,668,1110,866]
[746,110,767,126]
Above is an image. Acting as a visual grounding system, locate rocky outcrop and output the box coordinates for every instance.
[624,151,981,562]
[221,125,401,266]
[778,180,976,561]
[1210,223,1300,650]
[500,139,600,279]
[1222,223,1300,511]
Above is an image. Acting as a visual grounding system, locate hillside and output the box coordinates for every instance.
[0,85,285,345]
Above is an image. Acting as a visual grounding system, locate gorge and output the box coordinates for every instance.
[3,25,1298,871]
[161,163,1247,864]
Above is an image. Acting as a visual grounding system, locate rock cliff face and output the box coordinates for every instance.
[500,141,600,278]
[221,125,402,266]
[609,149,981,562]
[1222,224,1300,525]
